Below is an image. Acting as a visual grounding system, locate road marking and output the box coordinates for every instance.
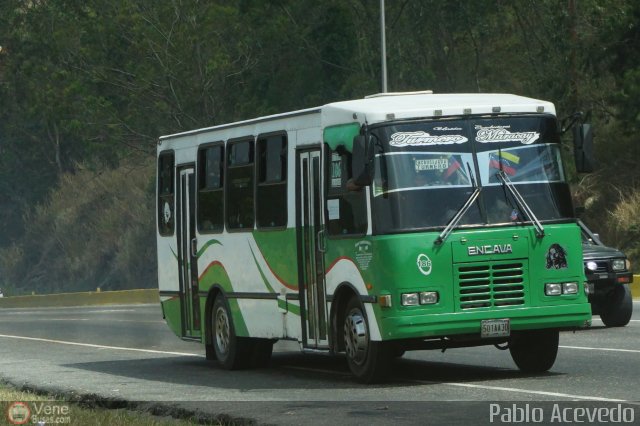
[0,334,204,358]
[560,345,640,354]
[591,318,639,323]
[440,382,626,402]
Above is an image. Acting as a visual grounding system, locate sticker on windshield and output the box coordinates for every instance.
[475,125,540,145]
[390,132,468,147]
[331,153,342,187]
[415,158,449,171]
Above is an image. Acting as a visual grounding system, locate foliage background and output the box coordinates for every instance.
[0,0,638,295]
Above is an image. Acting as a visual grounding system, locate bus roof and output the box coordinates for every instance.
[321,92,555,126]
[159,92,555,141]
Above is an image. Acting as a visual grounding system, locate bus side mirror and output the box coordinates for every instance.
[573,123,595,173]
[351,135,374,186]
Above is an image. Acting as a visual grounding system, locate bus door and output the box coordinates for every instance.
[176,166,201,338]
[297,148,329,348]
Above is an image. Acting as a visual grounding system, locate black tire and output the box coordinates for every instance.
[600,285,633,327]
[509,329,559,373]
[391,346,406,358]
[205,343,217,361]
[343,296,391,383]
[211,295,251,369]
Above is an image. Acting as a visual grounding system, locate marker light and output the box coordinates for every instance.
[378,294,392,308]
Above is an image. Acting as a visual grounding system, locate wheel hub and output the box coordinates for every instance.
[344,308,368,365]
[215,306,230,355]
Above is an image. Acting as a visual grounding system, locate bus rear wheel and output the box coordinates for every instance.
[509,329,559,373]
[343,296,391,383]
[212,294,251,369]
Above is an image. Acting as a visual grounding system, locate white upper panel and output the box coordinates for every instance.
[159,92,556,149]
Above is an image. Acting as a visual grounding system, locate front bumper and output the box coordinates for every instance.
[585,271,633,287]
[379,303,591,341]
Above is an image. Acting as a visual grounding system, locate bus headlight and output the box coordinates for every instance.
[401,292,439,306]
[545,283,562,296]
[562,282,579,294]
[401,293,420,306]
[545,282,579,295]
[419,291,439,305]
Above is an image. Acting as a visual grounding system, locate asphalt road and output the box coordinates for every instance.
[0,303,639,425]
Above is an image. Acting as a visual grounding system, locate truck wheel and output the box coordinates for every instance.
[600,285,633,327]
[343,296,391,383]
[212,294,251,369]
[509,329,559,373]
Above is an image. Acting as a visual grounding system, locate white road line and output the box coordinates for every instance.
[560,345,640,354]
[440,382,626,402]
[0,334,204,358]
[591,318,640,323]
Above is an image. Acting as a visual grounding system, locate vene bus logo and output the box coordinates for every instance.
[6,401,31,425]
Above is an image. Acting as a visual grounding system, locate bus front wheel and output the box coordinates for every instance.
[508,329,559,373]
[343,296,391,383]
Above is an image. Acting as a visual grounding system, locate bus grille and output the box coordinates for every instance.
[457,262,526,310]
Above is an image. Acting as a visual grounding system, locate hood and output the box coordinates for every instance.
[582,242,625,261]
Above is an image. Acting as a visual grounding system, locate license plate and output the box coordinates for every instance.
[481,319,510,338]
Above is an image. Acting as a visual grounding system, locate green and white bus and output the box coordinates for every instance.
[156,91,593,382]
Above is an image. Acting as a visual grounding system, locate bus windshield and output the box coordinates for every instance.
[369,115,574,234]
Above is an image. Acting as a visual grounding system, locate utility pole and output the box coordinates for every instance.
[568,0,579,111]
[380,0,388,92]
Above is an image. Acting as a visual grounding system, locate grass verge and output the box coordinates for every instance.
[0,381,235,425]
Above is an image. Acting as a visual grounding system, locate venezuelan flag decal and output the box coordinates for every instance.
[489,151,520,176]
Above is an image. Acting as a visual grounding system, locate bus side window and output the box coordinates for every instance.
[256,133,287,229]
[226,139,255,231]
[197,144,224,233]
[326,147,367,236]
[157,152,175,236]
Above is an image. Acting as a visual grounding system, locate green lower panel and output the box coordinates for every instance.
[161,297,183,337]
[380,303,591,340]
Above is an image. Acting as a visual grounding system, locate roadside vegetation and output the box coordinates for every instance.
[1,1,639,295]
[0,383,222,425]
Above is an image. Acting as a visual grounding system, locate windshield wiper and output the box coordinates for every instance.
[435,163,481,245]
[495,170,545,238]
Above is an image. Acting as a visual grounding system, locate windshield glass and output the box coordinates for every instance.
[370,115,574,234]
